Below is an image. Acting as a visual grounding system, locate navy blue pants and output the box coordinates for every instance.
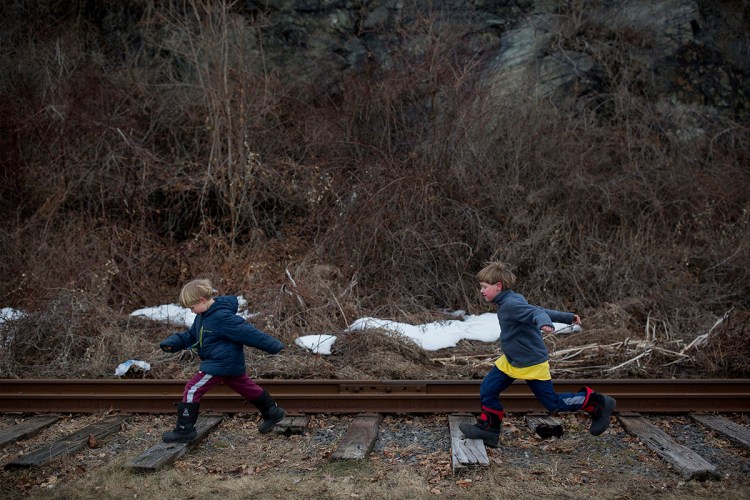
[480,366,586,413]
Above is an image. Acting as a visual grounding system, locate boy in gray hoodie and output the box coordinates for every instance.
[460,262,616,447]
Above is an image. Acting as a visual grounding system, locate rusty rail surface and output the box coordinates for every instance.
[0,379,748,414]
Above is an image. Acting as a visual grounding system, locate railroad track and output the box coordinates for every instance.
[0,378,749,413]
[1,379,749,486]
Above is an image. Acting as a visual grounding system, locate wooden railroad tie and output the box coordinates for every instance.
[448,414,489,471]
[330,413,382,461]
[690,413,750,450]
[4,416,125,470]
[274,414,310,435]
[617,412,721,481]
[130,415,224,472]
[0,416,59,451]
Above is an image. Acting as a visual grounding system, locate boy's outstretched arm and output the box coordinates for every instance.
[542,308,579,326]
[159,330,194,353]
[222,314,284,354]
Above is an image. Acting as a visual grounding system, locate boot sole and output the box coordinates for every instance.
[162,432,197,443]
[458,423,500,448]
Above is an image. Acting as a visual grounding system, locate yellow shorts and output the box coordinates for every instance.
[495,355,551,380]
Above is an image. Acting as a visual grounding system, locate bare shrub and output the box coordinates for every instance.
[0,289,164,378]
[0,1,748,380]
[681,309,750,377]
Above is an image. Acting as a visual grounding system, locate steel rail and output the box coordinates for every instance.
[0,379,748,414]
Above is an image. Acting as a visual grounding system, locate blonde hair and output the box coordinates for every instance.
[179,279,214,308]
[476,261,517,289]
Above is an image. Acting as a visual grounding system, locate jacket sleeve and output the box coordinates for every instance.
[542,308,576,325]
[221,314,284,354]
[510,299,555,330]
[160,328,196,353]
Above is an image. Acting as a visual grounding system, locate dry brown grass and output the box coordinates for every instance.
[2,413,749,500]
[3,300,746,381]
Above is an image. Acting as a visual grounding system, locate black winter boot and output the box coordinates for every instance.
[250,390,286,434]
[459,406,504,448]
[162,402,199,443]
[580,386,616,436]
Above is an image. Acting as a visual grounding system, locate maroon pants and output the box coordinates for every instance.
[182,371,264,403]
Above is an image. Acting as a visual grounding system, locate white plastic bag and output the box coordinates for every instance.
[114,359,151,377]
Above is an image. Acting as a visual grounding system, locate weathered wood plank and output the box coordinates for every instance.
[525,413,563,439]
[691,414,750,450]
[449,414,489,472]
[130,415,223,472]
[4,416,125,469]
[330,413,382,461]
[0,416,59,450]
[618,415,720,481]
[274,415,310,435]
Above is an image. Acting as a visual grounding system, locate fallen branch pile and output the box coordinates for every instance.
[430,310,737,377]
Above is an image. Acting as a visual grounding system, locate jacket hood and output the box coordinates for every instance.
[205,295,239,316]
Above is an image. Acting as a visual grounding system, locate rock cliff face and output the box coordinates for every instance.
[243,0,748,120]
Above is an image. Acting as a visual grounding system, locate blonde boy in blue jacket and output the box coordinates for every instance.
[159,279,286,442]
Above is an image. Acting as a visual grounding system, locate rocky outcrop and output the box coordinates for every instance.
[80,0,748,124]
[241,0,748,121]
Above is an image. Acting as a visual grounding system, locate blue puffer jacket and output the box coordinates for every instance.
[493,290,576,368]
[160,296,284,377]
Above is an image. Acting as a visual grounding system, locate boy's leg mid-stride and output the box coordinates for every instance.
[527,380,617,436]
[223,375,287,434]
[459,367,513,447]
[163,371,222,443]
[460,367,617,447]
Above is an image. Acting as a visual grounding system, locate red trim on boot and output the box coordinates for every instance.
[579,386,595,412]
[481,406,505,420]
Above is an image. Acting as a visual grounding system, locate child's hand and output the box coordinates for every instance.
[541,325,554,333]
[572,314,582,325]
